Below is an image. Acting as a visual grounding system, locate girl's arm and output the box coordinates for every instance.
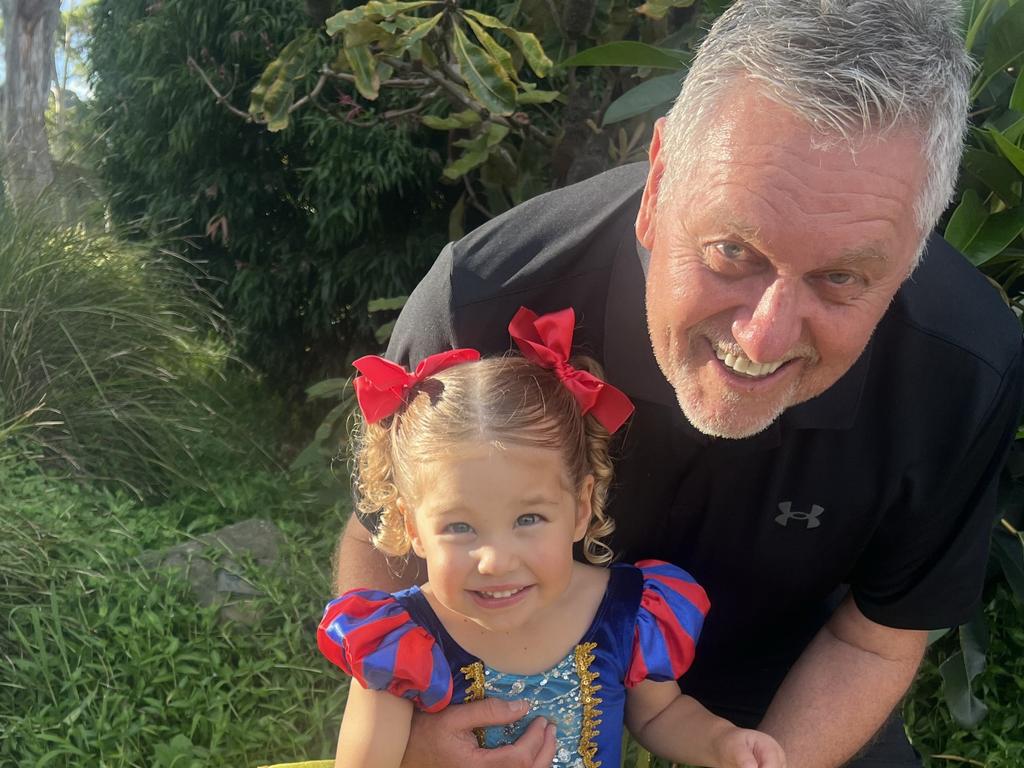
[625,680,786,768]
[335,682,414,768]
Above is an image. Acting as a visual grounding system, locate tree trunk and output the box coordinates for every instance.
[2,0,59,205]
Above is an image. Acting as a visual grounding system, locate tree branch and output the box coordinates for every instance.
[187,56,254,122]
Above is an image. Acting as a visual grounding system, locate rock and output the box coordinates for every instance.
[138,518,284,624]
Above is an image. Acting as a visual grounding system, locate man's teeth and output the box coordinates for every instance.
[715,347,785,378]
[478,588,523,599]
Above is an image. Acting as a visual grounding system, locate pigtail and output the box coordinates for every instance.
[353,417,411,557]
[570,356,618,565]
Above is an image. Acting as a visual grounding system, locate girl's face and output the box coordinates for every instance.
[404,440,593,635]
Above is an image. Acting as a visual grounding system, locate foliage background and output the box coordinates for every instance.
[0,0,1022,766]
[88,0,451,388]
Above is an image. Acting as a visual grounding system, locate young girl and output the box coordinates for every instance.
[318,307,785,768]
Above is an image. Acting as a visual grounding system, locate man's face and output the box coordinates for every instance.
[637,87,927,438]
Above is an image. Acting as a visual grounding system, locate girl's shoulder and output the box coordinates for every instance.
[622,559,711,687]
[316,587,454,713]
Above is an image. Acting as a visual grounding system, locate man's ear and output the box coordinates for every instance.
[573,474,596,542]
[636,117,667,250]
[401,500,426,559]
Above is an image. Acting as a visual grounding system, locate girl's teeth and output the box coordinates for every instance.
[480,588,520,598]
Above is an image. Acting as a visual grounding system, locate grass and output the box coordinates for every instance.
[0,199,235,498]
[0,449,349,767]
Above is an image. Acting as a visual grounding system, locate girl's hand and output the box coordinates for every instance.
[713,727,787,768]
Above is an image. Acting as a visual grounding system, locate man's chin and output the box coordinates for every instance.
[677,395,784,439]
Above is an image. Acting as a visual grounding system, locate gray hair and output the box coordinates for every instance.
[661,0,974,237]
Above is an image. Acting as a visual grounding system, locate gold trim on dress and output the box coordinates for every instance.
[573,641,603,768]
[460,661,486,747]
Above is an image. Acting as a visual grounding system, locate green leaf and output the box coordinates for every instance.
[516,89,561,105]
[367,296,408,312]
[462,10,553,78]
[1011,68,1024,113]
[248,32,318,132]
[449,193,467,240]
[393,11,443,53]
[603,72,682,125]
[443,149,491,180]
[375,319,398,344]
[944,189,989,252]
[326,1,440,35]
[975,2,1024,96]
[938,613,989,729]
[990,128,1024,176]
[451,24,517,116]
[421,110,482,129]
[927,627,952,646]
[464,16,515,81]
[991,529,1024,603]
[961,148,1023,206]
[344,44,381,100]
[965,206,1024,266]
[560,41,688,70]
[342,20,394,47]
[444,123,510,179]
[452,122,509,150]
[636,0,697,21]
[305,378,350,399]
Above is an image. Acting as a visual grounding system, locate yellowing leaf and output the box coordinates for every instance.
[462,10,552,77]
[451,24,516,116]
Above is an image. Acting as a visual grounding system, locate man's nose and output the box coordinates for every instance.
[731,277,805,363]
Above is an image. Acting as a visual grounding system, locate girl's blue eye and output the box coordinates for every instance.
[444,522,474,535]
[516,513,544,527]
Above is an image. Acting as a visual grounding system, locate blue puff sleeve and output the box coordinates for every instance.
[317,589,454,712]
[625,559,710,687]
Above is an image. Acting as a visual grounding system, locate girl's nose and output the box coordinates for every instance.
[473,544,516,575]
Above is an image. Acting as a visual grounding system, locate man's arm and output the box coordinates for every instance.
[758,595,927,768]
[334,514,424,595]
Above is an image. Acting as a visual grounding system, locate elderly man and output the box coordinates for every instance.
[334,1,1023,766]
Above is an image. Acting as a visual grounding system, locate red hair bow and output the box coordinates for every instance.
[352,349,480,423]
[508,307,635,433]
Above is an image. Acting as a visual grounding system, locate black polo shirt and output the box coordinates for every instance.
[382,162,1024,722]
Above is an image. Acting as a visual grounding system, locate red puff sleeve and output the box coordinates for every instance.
[317,589,454,712]
[625,560,710,688]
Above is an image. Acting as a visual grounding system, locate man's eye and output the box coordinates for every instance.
[824,272,855,286]
[444,522,473,535]
[515,513,544,527]
[715,242,748,261]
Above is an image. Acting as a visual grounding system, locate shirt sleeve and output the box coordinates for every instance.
[851,344,1024,628]
[317,589,454,712]
[386,243,457,369]
[625,560,711,688]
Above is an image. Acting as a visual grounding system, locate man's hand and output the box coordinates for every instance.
[401,698,557,768]
[713,727,787,768]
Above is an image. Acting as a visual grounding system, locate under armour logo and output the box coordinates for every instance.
[775,502,824,529]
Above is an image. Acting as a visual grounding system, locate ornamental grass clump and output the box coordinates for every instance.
[0,200,229,496]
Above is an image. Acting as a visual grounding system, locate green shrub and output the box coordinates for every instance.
[0,200,229,497]
[88,0,450,388]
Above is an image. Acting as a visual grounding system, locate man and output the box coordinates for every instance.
[334,1,1024,766]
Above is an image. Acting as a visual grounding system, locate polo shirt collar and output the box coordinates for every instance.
[602,231,870,441]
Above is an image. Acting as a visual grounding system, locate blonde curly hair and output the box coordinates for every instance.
[353,354,618,564]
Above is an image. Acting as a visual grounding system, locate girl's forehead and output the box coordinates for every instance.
[407,439,575,500]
